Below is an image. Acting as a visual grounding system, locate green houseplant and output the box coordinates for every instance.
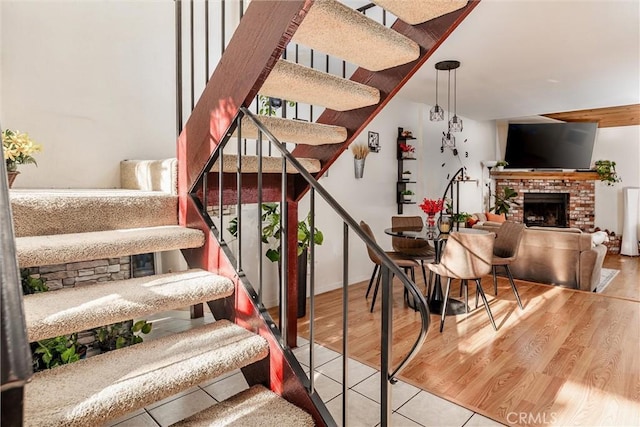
[491,186,519,216]
[495,160,508,171]
[21,269,48,295]
[452,212,472,224]
[228,203,324,263]
[228,203,323,317]
[258,95,296,116]
[94,320,152,352]
[401,189,414,201]
[594,160,621,186]
[32,333,83,371]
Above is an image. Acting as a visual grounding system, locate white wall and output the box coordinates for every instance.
[420,106,497,215]
[1,1,176,188]
[592,125,640,233]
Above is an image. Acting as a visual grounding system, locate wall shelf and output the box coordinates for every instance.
[397,127,417,214]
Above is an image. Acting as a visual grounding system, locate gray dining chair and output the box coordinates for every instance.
[360,221,419,313]
[391,216,435,298]
[427,231,497,332]
[491,221,525,309]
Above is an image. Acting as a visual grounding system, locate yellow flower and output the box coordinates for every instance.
[2,129,42,168]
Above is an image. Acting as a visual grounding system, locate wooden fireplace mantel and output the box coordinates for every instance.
[490,170,599,181]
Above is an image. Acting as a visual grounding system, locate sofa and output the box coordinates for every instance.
[473,219,607,292]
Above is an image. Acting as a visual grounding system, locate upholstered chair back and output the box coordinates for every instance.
[494,221,525,260]
[439,231,495,280]
[360,221,382,265]
[391,216,432,255]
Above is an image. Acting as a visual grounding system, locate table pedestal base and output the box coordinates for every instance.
[428,298,468,316]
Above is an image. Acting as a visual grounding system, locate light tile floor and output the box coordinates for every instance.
[109,309,505,426]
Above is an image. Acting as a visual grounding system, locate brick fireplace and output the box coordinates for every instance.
[491,171,598,231]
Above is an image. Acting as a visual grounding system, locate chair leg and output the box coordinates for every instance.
[420,260,428,290]
[475,285,479,309]
[439,278,453,333]
[427,270,433,301]
[476,279,497,331]
[403,267,418,311]
[505,265,524,309]
[369,268,382,313]
[463,279,468,313]
[492,265,498,296]
[366,264,379,299]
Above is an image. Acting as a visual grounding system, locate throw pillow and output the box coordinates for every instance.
[466,217,479,228]
[486,212,506,223]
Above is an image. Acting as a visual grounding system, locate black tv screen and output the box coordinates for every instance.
[504,122,597,169]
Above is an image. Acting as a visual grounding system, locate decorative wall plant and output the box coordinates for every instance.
[594,160,621,186]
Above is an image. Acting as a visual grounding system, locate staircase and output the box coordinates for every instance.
[1,1,479,426]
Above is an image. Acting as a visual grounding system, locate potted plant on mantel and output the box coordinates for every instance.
[2,129,42,188]
[495,160,508,171]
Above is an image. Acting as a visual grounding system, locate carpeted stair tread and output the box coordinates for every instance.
[373,0,467,25]
[24,320,269,427]
[25,269,233,342]
[16,226,204,268]
[260,60,380,112]
[233,115,347,146]
[172,384,314,427]
[10,189,177,237]
[211,153,321,174]
[293,0,419,71]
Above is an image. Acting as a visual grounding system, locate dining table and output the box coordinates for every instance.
[384,225,490,315]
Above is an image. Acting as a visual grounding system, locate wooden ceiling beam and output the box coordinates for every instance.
[542,104,640,128]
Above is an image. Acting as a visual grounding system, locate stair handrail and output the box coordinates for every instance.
[0,143,33,424]
[226,106,430,380]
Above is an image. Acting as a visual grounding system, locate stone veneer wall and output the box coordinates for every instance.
[495,177,596,231]
[25,257,131,290]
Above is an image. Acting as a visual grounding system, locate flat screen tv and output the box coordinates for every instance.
[504,122,597,170]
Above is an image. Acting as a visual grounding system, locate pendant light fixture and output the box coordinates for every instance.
[429,68,444,121]
[432,60,461,151]
[449,67,463,132]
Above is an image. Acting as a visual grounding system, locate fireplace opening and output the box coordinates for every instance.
[523,193,569,227]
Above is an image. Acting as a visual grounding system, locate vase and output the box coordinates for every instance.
[7,171,19,188]
[354,158,365,179]
[426,213,436,228]
[438,214,451,234]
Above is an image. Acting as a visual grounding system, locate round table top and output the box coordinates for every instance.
[383,226,489,240]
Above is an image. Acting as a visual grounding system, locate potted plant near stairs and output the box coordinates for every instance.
[228,203,324,317]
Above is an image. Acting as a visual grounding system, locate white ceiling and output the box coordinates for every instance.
[396,0,640,121]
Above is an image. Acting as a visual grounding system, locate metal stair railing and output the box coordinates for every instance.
[175,1,396,154]
[189,107,431,426]
[0,139,34,426]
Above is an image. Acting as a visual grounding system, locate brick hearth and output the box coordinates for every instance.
[491,171,598,231]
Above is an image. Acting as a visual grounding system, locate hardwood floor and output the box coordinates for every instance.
[296,254,640,426]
